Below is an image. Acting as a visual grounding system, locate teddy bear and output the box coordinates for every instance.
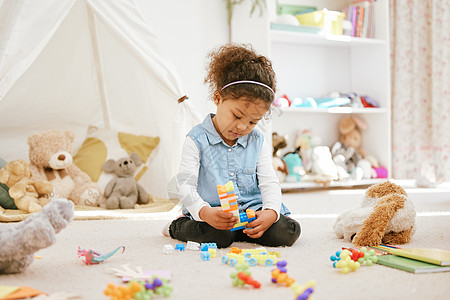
[0,160,53,212]
[333,181,416,246]
[0,198,73,274]
[332,116,380,180]
[102,152,150,209]
[28,130,101,206]
[338,116,367,155]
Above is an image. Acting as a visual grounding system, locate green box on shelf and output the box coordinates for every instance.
[277,4,316,16]
[270,23,322,34]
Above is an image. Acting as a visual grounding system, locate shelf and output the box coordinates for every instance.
[281,178,386,191]
[270,29,386,47]
[272,107,387,114]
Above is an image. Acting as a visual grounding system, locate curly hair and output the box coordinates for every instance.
[204,43,276,105]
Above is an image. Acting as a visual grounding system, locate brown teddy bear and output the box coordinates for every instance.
[0,160,53,212]
[28,130,101,206]
[338,116,367,157]
[334,181,416,246]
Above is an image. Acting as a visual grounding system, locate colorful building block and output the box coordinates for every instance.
[175,244,185,251]
[186,241,200,251]
[200,251,211,261]
[230,263,261,289]
[217,181,256,231]
[200,243,217,249]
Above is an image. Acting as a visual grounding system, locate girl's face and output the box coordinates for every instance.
[212,94,269,146]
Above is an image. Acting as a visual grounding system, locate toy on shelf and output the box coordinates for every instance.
[291,280,316,300]
[230,263,261,289]
[294,129,322,174]
[282,150,304,182]
[271,260,295,287]
[332,116,388,181]
[77,246,125,265]
[272,132,289,183]
[217,181,256,231]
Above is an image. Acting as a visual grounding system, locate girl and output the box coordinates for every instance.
[164,44,301,248]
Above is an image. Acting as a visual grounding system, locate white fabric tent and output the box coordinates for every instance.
[0,0,201,199]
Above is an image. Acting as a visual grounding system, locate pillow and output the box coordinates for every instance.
[73,126,160,193]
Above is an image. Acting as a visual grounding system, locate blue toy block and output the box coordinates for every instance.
[175,244,185,251]
[200,251,211,261]
[230,212,256,232]
[200,243,217,250]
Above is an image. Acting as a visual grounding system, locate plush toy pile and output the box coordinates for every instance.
[271,116,388,185]
[0,160,53,212]
[334,181,416,246]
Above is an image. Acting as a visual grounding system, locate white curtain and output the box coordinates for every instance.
[390,0,450,182]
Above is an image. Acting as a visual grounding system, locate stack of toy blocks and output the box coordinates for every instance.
[217,181,256,231]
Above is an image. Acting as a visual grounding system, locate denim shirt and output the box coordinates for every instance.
[182,114,289,217]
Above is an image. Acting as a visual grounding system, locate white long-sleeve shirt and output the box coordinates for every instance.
[176,136,282,222]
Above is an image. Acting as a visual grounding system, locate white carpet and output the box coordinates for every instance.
[1,186,450,299]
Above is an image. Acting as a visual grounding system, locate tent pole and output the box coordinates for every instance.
[86,2,111,129]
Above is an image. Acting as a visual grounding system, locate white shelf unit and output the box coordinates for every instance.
[231,0,391,190]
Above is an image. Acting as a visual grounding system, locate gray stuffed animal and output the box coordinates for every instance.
[0,198,74,274]
[102,152,150,209]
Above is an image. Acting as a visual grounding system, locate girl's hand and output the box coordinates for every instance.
[243,209,277,239]
[199,206,238,230]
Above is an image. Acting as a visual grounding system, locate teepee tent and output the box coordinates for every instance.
[0,0,201,199]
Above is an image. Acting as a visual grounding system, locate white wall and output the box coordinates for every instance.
[136,0,230,117]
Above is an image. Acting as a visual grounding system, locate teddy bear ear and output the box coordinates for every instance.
[352,116,368,131]
[28,133,39,148]
[339,117,356,135]
[0,167,9,183]
[102,159,116,173]
[129,152,142,166]
[64,131,75,143]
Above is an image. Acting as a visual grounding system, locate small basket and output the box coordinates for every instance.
[296,9,344,35]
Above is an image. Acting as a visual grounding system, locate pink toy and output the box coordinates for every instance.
[78,246,125,265]
[374,166,388,178]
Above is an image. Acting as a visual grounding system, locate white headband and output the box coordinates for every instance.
[220,80,275,95]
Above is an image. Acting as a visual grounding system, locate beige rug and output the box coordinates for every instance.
[0,197,179,222]
[1,187,449,299]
